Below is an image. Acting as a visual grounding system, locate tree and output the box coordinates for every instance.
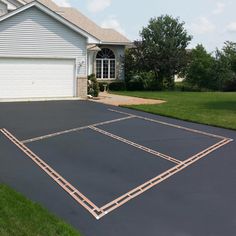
[185,44,216,89]
[124,41,144,82]
[222,41,236,73]
[214,41,236,91]
[140,15,192,87]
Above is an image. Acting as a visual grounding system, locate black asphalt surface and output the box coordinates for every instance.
[0,100,236,236]
[99,117,220,161]
[27,129,174,206]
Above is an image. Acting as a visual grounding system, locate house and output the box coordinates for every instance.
[0,0,130,100]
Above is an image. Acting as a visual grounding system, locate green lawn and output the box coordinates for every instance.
[112,91,236,130]
[0,184,82,236]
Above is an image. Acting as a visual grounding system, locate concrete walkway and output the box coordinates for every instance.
[91,92,165,106]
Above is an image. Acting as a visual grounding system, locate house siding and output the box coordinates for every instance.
[0,7,87,76]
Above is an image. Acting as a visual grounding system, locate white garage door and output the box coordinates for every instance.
[0,58,75,99]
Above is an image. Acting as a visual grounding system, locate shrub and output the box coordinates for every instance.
[126,81,144,91]
[98,82,108,92]
[175,81,202,92]
[109,81,126,91]
[146,79,163,91]
[126,75,144,91]
[222,79,236,91]
[88,74,99,97]
[126,72,164,91]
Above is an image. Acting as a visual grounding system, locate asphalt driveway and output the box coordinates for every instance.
[0,100,236,236]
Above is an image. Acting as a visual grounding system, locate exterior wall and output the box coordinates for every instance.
[77,77,87,99]
[92,44,125,81]
[0,7,87,76]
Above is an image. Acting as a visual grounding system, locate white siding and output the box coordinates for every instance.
[0,7,87,76]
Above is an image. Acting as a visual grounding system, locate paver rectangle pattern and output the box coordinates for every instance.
[1,108,233,220]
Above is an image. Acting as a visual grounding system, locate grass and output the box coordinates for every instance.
[0,184,82,236]
[112,91,236,130]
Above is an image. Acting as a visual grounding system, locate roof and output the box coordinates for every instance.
[22,0,130,44]
[0,0,100,43]
[23,0,58,10]
[87,44,101,51]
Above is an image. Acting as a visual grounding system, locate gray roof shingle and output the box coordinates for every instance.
[23,0,130,44]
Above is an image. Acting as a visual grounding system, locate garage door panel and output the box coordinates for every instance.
[0,58,75,99]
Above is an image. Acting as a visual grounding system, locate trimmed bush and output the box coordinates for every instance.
[98,82,109,92]
[109,81,126,91]
[125,72,163,91]
[145,79,163,91]
[88,74,99,97]
[222,79,236,91]
[175,81,201,92]
[126,81,144,91]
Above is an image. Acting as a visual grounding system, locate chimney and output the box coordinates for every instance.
[0,0,8,16]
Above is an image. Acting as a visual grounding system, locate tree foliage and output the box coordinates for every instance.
[125,15,192,89]
[185,42,236,91]
[220,41,236,74]
[124,14,236,91]
[185,44,216,89]
[216,41,236,91]
[140,15,192,81]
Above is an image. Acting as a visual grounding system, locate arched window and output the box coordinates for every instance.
[96,48,116,79]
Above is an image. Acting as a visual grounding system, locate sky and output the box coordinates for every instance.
[53,0,236,52]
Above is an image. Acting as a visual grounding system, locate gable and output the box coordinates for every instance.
[0,1,100,43]
[0,6,88,75]
[11,0,131,44]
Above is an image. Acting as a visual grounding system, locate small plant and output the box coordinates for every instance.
[88,74,99,97]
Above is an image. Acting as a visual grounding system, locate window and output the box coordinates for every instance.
[96,48,116,79]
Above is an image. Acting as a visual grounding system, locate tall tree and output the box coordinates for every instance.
[214,41,236,91]
[140,15,192,86]
[222,41,236,73]
[185,44,216,89]
[124,41,145,82]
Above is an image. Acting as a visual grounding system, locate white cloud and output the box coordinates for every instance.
[226,22,236,33]
[87,0,111,13]
[52,0,71,7]
[101,15,126,35]
[212,2,225,14]
[190,17,216,34]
